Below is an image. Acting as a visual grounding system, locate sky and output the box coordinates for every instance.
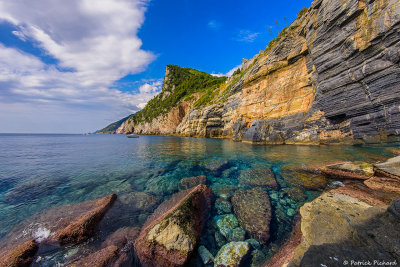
[0,0,312,133]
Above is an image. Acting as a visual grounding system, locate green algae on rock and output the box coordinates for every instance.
[238,168,279,189]
[280,169,328,190]
[231,188,272,244]
[214,241,251,267]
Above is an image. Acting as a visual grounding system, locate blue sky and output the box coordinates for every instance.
[0,0,311,133]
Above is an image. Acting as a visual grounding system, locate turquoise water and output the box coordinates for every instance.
[0,134,397,265]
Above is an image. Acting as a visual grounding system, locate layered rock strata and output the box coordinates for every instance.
[116,0,400,145]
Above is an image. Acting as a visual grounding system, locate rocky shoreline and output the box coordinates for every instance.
[1,155,399,267]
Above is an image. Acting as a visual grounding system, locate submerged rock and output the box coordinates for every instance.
[178,175,207,190]
[280,169,327,190]
[0,194,116,249]
[198,245,214,265]
[282,187,307,202]
[231,188,271,244]
[0,240,38,267]
[67,245,120,267]
[101,226,141,249]
[214,241,250,267]
[119,191,159,212]
[214,214,239,240]
[238,168,278,189]
[134,184,212,267]
[215,198,232,215]
[145,175,180,196]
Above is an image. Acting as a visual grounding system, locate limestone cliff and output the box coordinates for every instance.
[117,0,400,145]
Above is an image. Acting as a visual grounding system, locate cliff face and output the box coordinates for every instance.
[119,0,400,145]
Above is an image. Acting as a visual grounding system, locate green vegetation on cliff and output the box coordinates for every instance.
[98,114,132,133]
[130,65,226,124]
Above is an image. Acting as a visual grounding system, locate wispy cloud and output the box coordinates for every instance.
[211,64,242,77]
[235,30,260,43]
[0,0,157,133]
[207,20,221,30]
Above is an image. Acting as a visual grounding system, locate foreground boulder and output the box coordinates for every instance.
[0,240,38,267]
[134,184,212,267]
[231,188,271,244]
[288,193,400,266]
[0,194,117,248]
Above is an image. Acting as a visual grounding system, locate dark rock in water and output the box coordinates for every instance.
[231,188,272,244]
[145,174,181,196]
[119,191,159,212]
[178,175,207,190]
[134,184,212,267]
[3,177,64,204]
[280,169,327,190]
[200,159,231,176]
[101,227,141,249]
[283,187,307,202]
[0,194,116,248]
[66,245,120,267]
[238,168,279,189]
[214,214,239,240]
[215,231,227,247]
[198,245,214,265]
[0,240,38,267]
[215,198,232,215]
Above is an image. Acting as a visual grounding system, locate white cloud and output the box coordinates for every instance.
[0,0,158,133]
[207,20,221,30]
[211,64,242,77]
[236,30,260,43]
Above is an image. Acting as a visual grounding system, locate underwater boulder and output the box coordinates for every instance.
[238,168,278,189]
[280,168,328,190]
[231,188,272,244]
[66,245,120,267]
[119,191,159,212]
[178,175,207,190]
[215,198,232,215]
[214,241,250,267]
[134,184,212,267]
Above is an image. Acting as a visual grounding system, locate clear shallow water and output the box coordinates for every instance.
[0,134,398,265]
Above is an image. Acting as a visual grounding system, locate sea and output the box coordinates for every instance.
[0,133,397,266]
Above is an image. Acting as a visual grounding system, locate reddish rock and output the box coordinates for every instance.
[231,188,272,244]
[330,182,399,206]
[134,184,212,267]
[67,245,119,267]
[364,177,400,194]
[101,226,141,248]
[1,194,117,248]
[320,168,371,180]
[56,194,117,245]
[264,219,303,267]
[0,240,38,267]
[178,175,207,190]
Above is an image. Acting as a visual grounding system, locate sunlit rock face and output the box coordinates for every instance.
[119,0,400,145]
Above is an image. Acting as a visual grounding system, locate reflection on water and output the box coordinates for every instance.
[0,134,397,265]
